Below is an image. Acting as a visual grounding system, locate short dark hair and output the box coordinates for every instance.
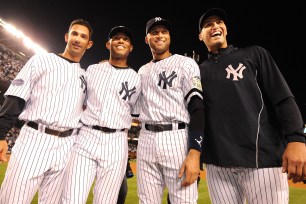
[69,19,93,39]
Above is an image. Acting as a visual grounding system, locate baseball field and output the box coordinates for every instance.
[0,159,305,203]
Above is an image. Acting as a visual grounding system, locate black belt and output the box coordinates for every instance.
[90,125,125,133]
[27,121,74,137]
[145,122,186,132]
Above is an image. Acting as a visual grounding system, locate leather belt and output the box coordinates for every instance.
[145,122,186,132]
[91,125,125,133]
[26,121,74,137]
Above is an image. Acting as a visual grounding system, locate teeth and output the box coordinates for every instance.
[212,31,221,37]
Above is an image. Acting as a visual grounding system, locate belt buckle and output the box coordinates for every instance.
[153,124,164,132]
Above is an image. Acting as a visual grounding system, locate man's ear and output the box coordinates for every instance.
[106,41,110,50]
[198,34,203,42]
[87,40,93,49]
[65,33,68,43]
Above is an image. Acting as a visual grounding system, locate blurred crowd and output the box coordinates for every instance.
[0,44,26,81]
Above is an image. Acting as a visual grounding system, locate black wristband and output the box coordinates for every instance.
[188,129,204,152]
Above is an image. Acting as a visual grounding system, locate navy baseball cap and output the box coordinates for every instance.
[198,8,227,32]
[146,17,172,35]
[108,26,133,43]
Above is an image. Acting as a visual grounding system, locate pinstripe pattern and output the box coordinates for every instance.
[137,128,198,204]
[136,54,201,203]
[5,53,86,130]
[0,125,76,203]
[81,62,141,129]
[62,62,141,203]
[62,126,128,204]
[0,53,86,204]
[206,164,289,204]
[136,54,202,124]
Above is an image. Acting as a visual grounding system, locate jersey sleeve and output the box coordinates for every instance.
[251,46,293,104]
[4,55,39,101]
[182,58,203,104]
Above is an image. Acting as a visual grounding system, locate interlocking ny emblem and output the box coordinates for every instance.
[79,75,87,93]
[119,82,136,101]
[225,63,246,81]
[155,17,162,22]
[158,71,177,89]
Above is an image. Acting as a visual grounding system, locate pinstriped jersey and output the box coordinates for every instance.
[136,54,202,124]
[81,61,141,129]
[4,53,86,130]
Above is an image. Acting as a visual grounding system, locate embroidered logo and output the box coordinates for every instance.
[192,76,202,91]
[195,136,203,147]
[155,17,162,22]
[79,75,87,93]
[119,82,136,101]
[225,63,246,81]
[11,79,24,86]
[158,71,177,89]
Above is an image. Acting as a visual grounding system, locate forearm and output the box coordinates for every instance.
[0,96,25,140]
[188,96,205,152]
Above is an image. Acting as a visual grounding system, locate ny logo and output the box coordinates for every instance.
[225,63,246,81]
[155,17,162,22]
[119,82,136,101]
[79,75,87,93]
[158,71,177,89]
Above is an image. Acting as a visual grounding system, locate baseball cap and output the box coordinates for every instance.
[108,26,133,43]
[146,17,172,35]
[198,8,227,32]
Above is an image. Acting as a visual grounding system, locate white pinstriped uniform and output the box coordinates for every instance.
[62,61,141,204]
[0,53,86,204]
[136,54,203,204]
[206,165,289,204]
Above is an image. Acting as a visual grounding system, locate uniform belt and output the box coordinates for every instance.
[26,121,74,137]
[144,122,186,132]
[90,125,125,133]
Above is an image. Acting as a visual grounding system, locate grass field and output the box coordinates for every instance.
[1,160,305,203]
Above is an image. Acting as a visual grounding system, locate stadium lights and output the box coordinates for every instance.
[0,17,47,54]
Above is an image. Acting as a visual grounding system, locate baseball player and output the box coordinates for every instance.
[0,19,93,203]
[135,17,205,203]
[198,8,306,204]
[61,26,141,204]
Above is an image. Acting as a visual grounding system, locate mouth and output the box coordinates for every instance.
[211,31,222,37]
[117,45,125,50]
[72,43,81,49]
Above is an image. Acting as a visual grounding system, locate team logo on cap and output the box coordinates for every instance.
[155,17,162,22]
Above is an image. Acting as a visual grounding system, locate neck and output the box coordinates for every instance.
[152,51,172,61]
[109,58,128,68]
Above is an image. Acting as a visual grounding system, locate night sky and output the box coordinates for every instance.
[0,1,305,119]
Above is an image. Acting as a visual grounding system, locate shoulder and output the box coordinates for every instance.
[86,62,107,71]
[240,45,269,55]
[138,62,152,73]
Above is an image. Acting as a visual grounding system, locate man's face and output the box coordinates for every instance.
[65,24,93,59]
[107,32,133,59]
[199,15,227,53]
[145,25,170,54]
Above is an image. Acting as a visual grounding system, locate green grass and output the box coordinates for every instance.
[1,160,305,203]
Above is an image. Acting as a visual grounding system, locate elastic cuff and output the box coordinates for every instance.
[188,130,204,153]
[286,135,306,144]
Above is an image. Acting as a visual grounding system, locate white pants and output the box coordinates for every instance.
[137,128,198,204]
[206,164,289,204]
[62,126,128,204]
[0,125,76,204]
